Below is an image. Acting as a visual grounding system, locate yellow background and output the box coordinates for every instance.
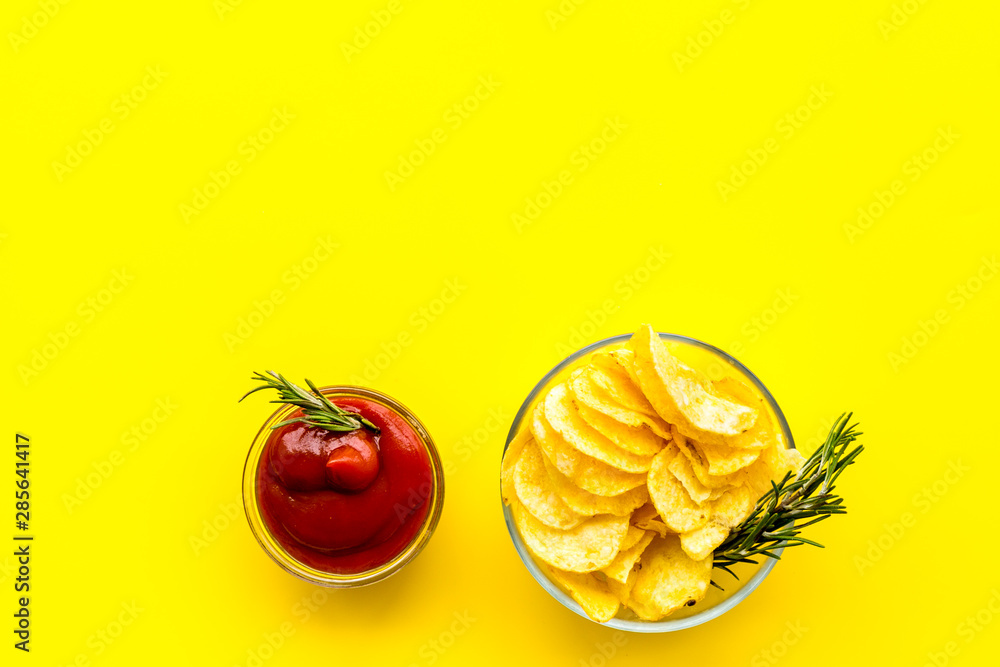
[2,0,998,665]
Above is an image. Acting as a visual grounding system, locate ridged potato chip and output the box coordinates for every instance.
[588,354,662,420]
[511,501,628,572]
[605,569,637,606]
[694,440,761,476]
[667,453,712,505]
[531,404,647,496]
[745,445,805,497]
[672,427,740,489]
[631,503,670,538]
[514,440,587,529]
[679,485,755,560]
[540,453,649,515]
[712,377,776,452]
[627,535,712,621]
[629,324,757,445]
[603,530,655,584]
[679,522,729,561]
[545,383,655,473]
[501,428,531,505]
[647,445,710,533]
[575,401,665,457]
[619,525,647,551]
[710,484,755,528]
[569,369,673,440]
[543,565,620,623]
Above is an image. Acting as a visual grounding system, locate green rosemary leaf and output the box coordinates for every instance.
[240,370,380,435]
[712,413,863,584]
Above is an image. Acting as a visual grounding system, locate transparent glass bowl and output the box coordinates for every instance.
[243,385,445,587]
[501,332,794,632]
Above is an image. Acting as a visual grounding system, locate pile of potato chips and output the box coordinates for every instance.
[501,324,804,622]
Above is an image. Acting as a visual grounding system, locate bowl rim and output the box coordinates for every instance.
[500,331,793,632]
[243,385,445,587]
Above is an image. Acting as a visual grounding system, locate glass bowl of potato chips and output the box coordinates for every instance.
[500,325,801,631]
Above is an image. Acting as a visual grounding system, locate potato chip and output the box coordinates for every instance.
[501,428,531,505]
[694,440,761,476]
[711,376,759,408]
[540,453,649,515]
[575,401,664,457]
[678,485,755,560]
[608,348,644,392]
[711,484,754,528]
[647,445,710,533]
[631,503,658,524]
[605,569,637,606]
[629,324,757,444]
[531,404,647,496]
[544,383,655,473]
[627,535,712,621]
[511,501,628,572]
[707,486,728,502]
[587,357,662,420]
[672,428,742,489]
[543,565,620,623]
[782,447,805,472]
[514,440,587,529]
[631,517,669,539]
[679,523,729,561]
[667,453,712,505]
[569,369,673,440]
[745,445,805,497]
[712,377,776,452]
[620,525,647,551]
[603,530,655,584]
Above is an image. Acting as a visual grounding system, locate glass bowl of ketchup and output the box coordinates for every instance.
[242,385,445,587]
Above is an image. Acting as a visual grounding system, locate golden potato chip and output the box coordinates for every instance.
[679,522,729,561]
[514,440,587,529]
[511,501,628,572]
[667,453,712,505]
[606,348,644,393]
[631,503,658,524]
[543,565,620,623]
[539,453,649,515]
[620,525,647,551]
[629,324,757,444]
[745,445,805,497]
[544,383,655,473]
[711,375,758,408]
[630,503,670,538]
[672,428,742,489]
[782,447,805,472]
[569,369,673,440]
[712,377,776,452]
[531,404,647,496]
[501,428,531,505]
[605,568,637,607]
[707,486,728,502]
[603,530,655,584]
[575,401,664,457]
[627,535,712,621]
[711,484,754,528]
[693,439,761,476]
[647,445,710,533]
[587,357,661,420]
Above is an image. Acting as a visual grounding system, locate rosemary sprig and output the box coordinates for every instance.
[711,412,863,587]
[240,370,379,434]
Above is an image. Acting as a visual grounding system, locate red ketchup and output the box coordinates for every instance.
[256,397,433,574]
